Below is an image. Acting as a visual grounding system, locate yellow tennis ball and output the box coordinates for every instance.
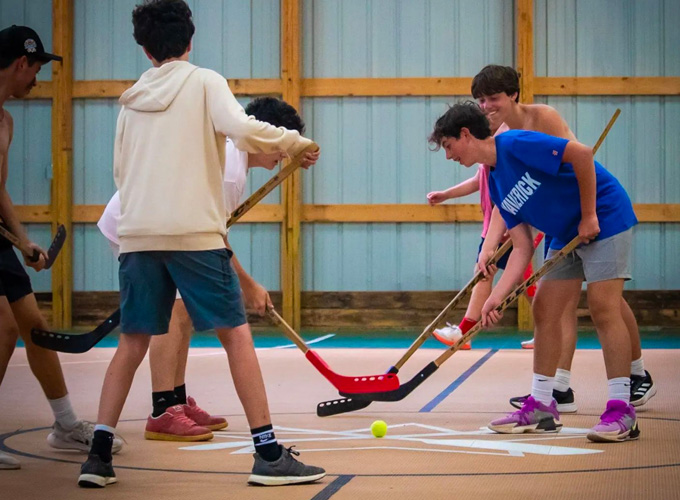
[371,420,387,438]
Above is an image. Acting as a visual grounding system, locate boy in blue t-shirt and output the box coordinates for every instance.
[428,102,639,443]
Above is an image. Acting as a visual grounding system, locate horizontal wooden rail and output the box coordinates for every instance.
[20,77,679,100]
[535,77,680,96]
[17,203,680,224]
[15,204,284,224]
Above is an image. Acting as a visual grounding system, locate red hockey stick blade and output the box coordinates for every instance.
[305,350,400,394]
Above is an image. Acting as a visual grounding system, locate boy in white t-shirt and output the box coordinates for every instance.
[97,97,318,441]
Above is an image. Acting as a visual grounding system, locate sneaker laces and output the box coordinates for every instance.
[73,420,127,445]
[599,403,628,424]
[285,445,300,457]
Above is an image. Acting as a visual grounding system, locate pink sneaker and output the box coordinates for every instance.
[183,396,228,431]
[145,405,214,442]
[489,396,562,434]
[587,400,640,443]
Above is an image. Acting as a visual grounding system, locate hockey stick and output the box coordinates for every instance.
[340,235,582,402]
[268,309,399,394]
[31,144,319,353]
[317,239,513,416]
[0,223,66,268]
[331,109,621,405]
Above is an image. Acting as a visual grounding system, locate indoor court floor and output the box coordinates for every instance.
[2,332,679,499]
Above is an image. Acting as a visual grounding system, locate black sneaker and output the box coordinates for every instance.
[630,370,657,408]
[509,388,577,413]
[78,454,117,488]
[248,445,326,486]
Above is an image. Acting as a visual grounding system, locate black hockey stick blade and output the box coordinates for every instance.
[338,361,439,402]
[44,224,67,269]
[31,309,121,353]
[316,364,402,416]
[317,397,372,417]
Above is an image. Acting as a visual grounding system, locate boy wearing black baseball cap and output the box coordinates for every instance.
[0,26,121,471]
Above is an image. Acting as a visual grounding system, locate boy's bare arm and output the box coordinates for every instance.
[427,169,480,205]
[480,223,534,326]
[477,206,507,276]
[563,140,599,243]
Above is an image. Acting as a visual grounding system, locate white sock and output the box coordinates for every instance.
[48,394,78,430]
[608,377,631,404]
[94,424,116,435]
[530,373,554,406]
[631,357,645,377]
[553,369,571,392]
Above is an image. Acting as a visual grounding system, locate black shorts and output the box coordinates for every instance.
[0,244,33,303]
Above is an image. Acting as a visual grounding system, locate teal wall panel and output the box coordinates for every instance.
[73,0,279,80]
[535,0,680,77]
[3,101,52,204]
[0,0,53,81]
[303,0,514,78]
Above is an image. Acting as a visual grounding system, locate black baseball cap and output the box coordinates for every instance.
[0,25,62,63]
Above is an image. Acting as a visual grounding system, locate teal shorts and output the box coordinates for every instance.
[119,249,247,334]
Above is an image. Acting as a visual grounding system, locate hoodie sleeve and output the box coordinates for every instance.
[113,108,125,190]
[203,70,312,156]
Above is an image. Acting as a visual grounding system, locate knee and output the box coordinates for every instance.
[588,299,619,325]
[119,334,151,364]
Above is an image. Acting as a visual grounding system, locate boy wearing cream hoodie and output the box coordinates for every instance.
[78,0,325,488]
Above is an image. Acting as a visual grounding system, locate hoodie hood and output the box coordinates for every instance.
[120,60,199,112]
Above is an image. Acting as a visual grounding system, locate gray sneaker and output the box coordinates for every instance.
[248,446,326,486]
[78,454,117,488]
[48,420,123,454]
[0,451,21,470]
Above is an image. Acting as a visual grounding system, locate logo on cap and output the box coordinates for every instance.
[24,39,37,53]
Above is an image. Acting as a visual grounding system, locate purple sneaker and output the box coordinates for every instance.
[587,400,640,443]
[489,396,562,434]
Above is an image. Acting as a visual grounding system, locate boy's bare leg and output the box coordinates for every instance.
[97,333,151,427]
[464,277,493,320]
[0,296,19,385]
[217,323,270,429]
[556,292,580,372]
[622,298,642,361]
[532,279,582,377]
[149,300,191,393]
[11,293,67,399]
[587,279,631,379]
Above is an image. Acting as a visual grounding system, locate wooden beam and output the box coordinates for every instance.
[301,204,484,223]
[15,203,680,224]
[72,78,282,98]
[281,0,303,330]
[535,77,680,96]
[21,81,53,99]
[301,78,473,97]
[51,0,74,328]
[516,0,534,104]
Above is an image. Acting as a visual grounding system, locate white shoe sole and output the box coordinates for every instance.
[248,472,326,486]
[586,429,639,443]
[631,384,657,409]
[557,402,578,413]
[78,474,118,487]
[488,421,563,434]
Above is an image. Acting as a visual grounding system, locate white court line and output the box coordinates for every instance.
[7,334,337,367]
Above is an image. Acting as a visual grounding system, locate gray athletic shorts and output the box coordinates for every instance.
[542,228,633,283]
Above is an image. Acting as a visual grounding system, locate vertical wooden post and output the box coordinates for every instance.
[281,0,303,330]
[517,0,534,331]
[51,0,74,328]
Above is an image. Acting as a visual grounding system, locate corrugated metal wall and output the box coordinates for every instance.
[2,0,678,293]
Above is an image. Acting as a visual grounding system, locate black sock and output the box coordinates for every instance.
[251,424,281,462]
[152,390,177,417]
[174,384,187,405]
[91,430,113,463]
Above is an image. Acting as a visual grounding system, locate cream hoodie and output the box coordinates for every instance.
[114,60,310,253]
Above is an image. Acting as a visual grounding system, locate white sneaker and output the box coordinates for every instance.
[0,451,20,470]
[521,338,535,349]
[432,323,471,349]
[47,420,123,454]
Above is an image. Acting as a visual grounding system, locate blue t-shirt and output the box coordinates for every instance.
[488,130,637,250]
